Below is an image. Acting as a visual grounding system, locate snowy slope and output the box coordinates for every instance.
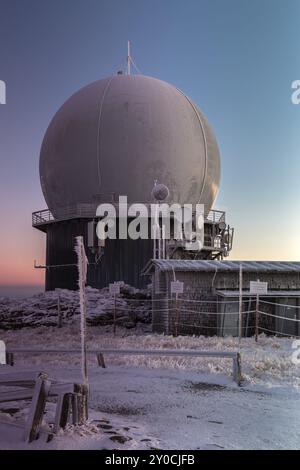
[0,327,299,449]
[0,285,151,329]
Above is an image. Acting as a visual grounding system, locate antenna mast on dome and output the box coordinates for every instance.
[127,40,131,75]
[125,41,141,75]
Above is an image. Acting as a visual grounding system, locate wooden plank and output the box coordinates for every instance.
[6,348,241,384]
[93,349,238,358]
[0,389,34,403]
[0,371,41,386]
[53,393,70,434]
[0,418,53,443]
[0,368,88,440]
[0,381,35,389]
[7,347,239,358]
[24,373,51,443]
[71,394,79,425]
[49,382,77,395]
[0,383,78,402]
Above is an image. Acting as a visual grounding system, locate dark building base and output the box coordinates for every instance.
[44,218,153,291]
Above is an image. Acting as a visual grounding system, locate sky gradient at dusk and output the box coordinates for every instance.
[0,0,300,286]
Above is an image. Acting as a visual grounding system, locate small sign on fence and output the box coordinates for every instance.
[109,283,121,296]
[250,281,268,295]
[171,280,184,295]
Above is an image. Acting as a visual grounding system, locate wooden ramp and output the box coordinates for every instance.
[0,367,88,443]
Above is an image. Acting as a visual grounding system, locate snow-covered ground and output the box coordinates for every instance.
[0,286,151,329]
[0,326,299,449]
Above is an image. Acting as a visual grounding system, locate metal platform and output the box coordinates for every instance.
[32,206,226,228]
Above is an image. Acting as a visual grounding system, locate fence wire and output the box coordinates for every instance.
[85,293,300,338]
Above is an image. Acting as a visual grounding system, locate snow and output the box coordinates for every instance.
[1,326,299,388]
[0,326,299,449]
[0,286,151,329]
[0,410,159,450]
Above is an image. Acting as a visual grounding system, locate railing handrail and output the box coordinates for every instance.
[206,209,226,223]
[32,206,226,226]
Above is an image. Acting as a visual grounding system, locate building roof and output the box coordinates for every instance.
[142,259,300,275]
[216,290,300,298]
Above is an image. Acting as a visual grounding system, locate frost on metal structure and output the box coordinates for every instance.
[75,236,89,387]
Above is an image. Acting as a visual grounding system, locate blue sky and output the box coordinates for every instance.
[0,0,300,284]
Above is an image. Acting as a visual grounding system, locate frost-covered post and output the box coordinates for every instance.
[75,236,89,388]
[255,279,260,343]
[175,294,180,337]
[170,281,184,336]
[255,293,259,342]
[113,293,117,336]
[238,264,243,346]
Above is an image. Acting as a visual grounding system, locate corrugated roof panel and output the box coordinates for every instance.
[216,290,300,298]
[145,259,300,273]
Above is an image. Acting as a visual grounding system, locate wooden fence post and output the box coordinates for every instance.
[53,393,70,433]
[76,384,89,423]
[24,373,51,443]
[175,295,181,337]
[96,353,106,368]
[5,352,14,366]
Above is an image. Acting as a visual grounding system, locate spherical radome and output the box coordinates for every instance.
[39,74,220,217]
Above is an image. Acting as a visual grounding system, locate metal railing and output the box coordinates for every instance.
[32,206,226,227]
[6,348,242,385]
[206,209,225,223]
[32,204,99,226]
[32,209,55,226]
